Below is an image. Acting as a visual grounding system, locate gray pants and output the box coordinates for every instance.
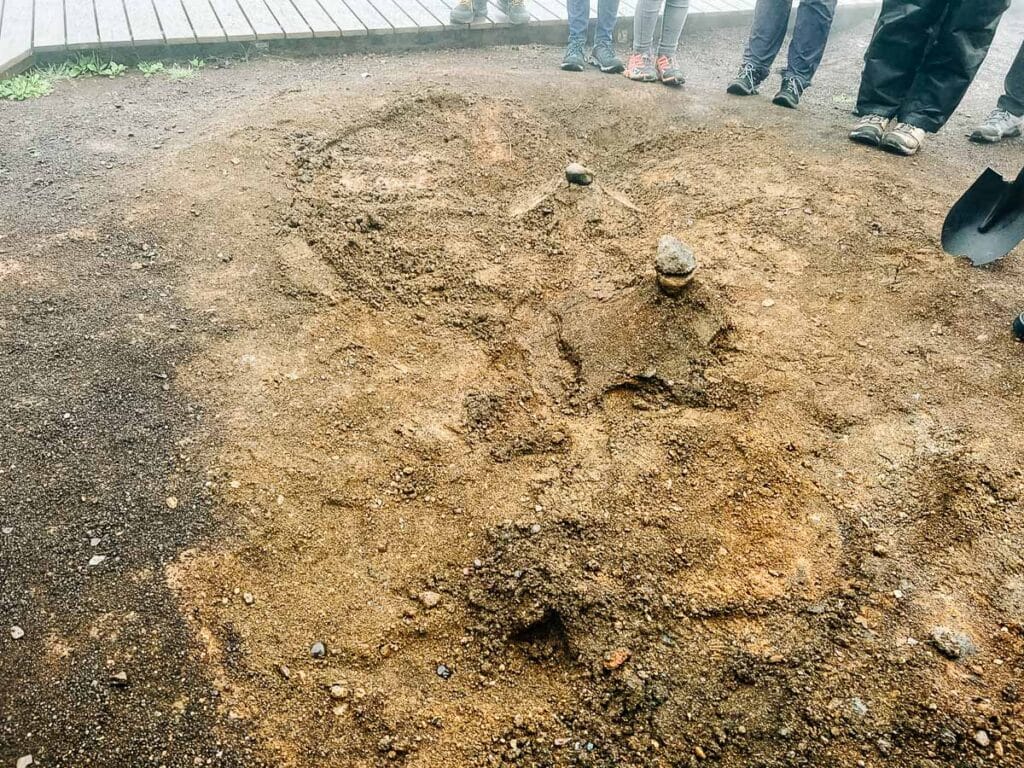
[633,0,690,55]
[997,40,1024,117]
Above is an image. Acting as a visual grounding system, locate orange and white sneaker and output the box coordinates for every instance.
[656,54,684,86]
[625,52,657,82]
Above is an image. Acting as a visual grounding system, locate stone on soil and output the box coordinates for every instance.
[419,591,441,609]
[10,625,24,640]
[656,235,697,276]
[310,641,327,659]
[929,626,975,659]
[565,163,593,186]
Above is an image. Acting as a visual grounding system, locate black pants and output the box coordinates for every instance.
[997,40,1024,116]
[855,0,1009,132]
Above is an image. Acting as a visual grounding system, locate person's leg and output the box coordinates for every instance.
[656,0,690,55]
[567,0,590,43]
[742,0,792,77]
[996,38,1024,115]
[899,0,1010,132]
[782,0,837,87]
[626,0,661,80]
[562,0,590,70]
[855,0,946,119]
[971,39,1024,141]
[632,0,660,54]
[655,0,689,84]
[727,0,789,94]
[595,0,621,46]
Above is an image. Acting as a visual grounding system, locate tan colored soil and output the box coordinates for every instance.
[140,83,1023,766]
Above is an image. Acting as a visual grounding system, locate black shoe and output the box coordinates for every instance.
[589,42,624,74]
[772,77,804,109]
[561,39,586,72]
[727,62,764,96]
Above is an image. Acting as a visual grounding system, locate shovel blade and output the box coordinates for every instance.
[942,168,1024,266]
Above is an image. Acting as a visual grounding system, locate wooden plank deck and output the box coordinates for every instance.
[1,0,879,78]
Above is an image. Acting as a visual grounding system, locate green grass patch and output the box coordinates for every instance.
[137,61,165,76]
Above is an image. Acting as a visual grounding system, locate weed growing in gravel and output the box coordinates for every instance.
[138,61,165,77]
[0,72,54,100]
[66,53,127,78]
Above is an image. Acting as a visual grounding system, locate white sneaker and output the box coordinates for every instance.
[970,108,1023,143]
[849,114,890,146]
[880,122,926,156]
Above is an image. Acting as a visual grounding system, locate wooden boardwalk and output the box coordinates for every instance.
[0,0,878,78]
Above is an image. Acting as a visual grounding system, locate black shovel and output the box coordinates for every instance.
[942,167,1024,266]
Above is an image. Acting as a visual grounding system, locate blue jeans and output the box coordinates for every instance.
[742,0,837,88]
[568,0,621,45]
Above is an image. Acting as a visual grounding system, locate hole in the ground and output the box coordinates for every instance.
[510,609,571,663]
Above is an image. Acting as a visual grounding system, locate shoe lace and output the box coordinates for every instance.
[783,77,804,97]
[566,40,585,59]
[739,62,758,81]
[658,54,678,69]
[509,0,525,7]
[988,108,1015,124]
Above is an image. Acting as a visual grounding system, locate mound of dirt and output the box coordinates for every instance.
[144,88,1023,766]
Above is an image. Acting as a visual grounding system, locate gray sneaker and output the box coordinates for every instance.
[589,42,624,74]
[561,39,586,72]
[849,114,889,147]
[880,122,926,156]
[450,0,474,23]
[970,108,1023,143]
[501,0,529,24]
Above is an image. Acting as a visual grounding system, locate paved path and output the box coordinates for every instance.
[1,0,877,78]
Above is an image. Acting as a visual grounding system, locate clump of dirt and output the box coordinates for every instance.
[147,86,1024,767]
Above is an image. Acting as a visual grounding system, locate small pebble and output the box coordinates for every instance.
[310,641,327,659]
[88,555,107,567]
[329,684,348,700]
[16,756,32,768]
[419,591,441,609]
[975,730,991,748]
[10,625,24,640]
[166,496,179,510]
[242,592,255,606]
[436,663,452,679]
[762,298,776,307]
[603,647,631,670]
[109,671,129,686]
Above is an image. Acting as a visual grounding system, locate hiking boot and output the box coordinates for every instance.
[772,77,804,109]
[624,52,657,82]
[590,42,624,73]
[561,39,586,72]
[970,108,1023,143]
[726,62,764,96]
[656,54,684,86]
[450,0,475,23]
[880,122,926,156]
[501,0,530,25]
[849,114,889,146]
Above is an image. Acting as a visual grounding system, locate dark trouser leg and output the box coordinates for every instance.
[782,0,838,87]
[900,0,1010,131]
[742,0,792,80]
[855,0,947,118]
[996,39,1024,116]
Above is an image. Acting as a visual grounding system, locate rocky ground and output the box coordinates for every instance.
[2,12,1024,768]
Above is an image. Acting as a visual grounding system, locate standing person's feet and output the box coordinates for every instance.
[561,39,586,72]
[450,0,475,23]
[880,122,926,156]
[772,77,804,109]
[590,42,624,73]
[501,0,530,25]
[726,62,764,95]
[970,108,1024,143]
[849,114,889,146]
[656,54,684,86]
[624,52,658,82]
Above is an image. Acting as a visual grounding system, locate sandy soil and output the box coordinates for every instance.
[2,15,1024,768]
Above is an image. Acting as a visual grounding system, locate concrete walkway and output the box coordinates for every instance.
[0,0,879,77]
